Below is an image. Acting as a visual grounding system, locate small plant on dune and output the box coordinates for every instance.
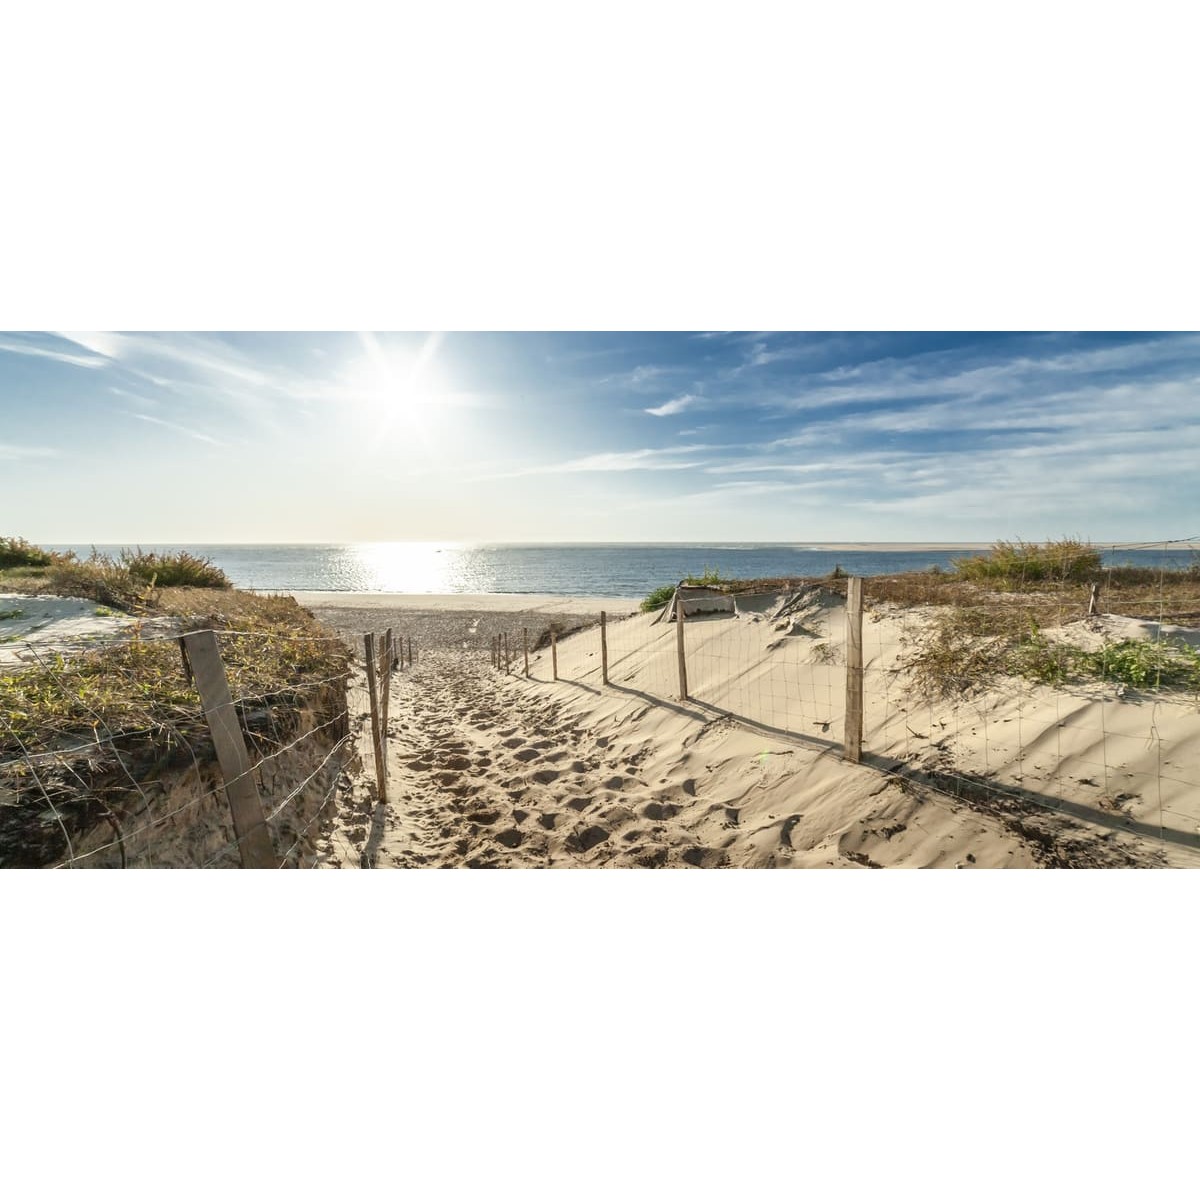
[1082,638,1200,690]
[1009,618,1077,686]
[641,584,677,612]
[641,567,733,612]
[43,558,148,612]
[953,538,1102,587]
[684,566,729,588]
[117,548,230,590]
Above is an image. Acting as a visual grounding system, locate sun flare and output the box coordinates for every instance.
[348,331,448,433]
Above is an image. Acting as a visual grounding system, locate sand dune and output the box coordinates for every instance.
[314,588,1193,868]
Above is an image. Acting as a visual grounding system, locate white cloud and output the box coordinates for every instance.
[645,393,698,417]
[0,442,58,460]
[0,336,109,369]
[55,331,126,359]
[122,411,225,446]
[487,444,714,478]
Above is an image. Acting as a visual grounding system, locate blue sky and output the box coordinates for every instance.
[1,330,1197,544]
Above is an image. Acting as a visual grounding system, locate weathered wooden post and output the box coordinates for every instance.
[363,632,387,802]
[600,611,609,685]
[1088,582,1101,616]
[844,576,864,764]
[523,627,530,677]
[675,588,688,701]
[378,631,392,759]
[551,628,558,681]
[503,632,510,672]
[406,635,414,667]
[181,629,278,868]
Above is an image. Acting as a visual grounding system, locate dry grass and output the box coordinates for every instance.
[0,588,349,756]
[1,539,230,612]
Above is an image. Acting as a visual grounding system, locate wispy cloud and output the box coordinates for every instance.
[484,445,714,479]
[0,442,58,460]
[0,335,109,370]
[645,393,698,417]
[122,411,226,446]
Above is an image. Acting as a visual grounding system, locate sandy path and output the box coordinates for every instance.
[312,592,1176,869]
[319,647,1123,869]
[328,649,698,868]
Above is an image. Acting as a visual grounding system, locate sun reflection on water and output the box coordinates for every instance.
[330,543,485,593]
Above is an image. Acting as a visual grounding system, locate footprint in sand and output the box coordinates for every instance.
[531,768,560,785]
[642,801,680,820]
[494,828,524,849]
[513,747,540,762]
[501,737,525,749]
[568,826,610,852]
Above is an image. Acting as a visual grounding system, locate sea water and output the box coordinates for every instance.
[45,543,1196,598]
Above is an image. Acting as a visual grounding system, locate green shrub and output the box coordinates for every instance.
[0,536,68,569]
[1081,638,1200,690]
[953,538,1102,586]
[641,567,735,612]
[118,548,230,589]
[641,584,677,613]
[44,560,147,611]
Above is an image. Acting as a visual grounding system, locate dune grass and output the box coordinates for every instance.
[0,536,65,570]
[0,586,349,754]
[952,538,1102,585]
[1,537,230,612]
[640,567,736,612]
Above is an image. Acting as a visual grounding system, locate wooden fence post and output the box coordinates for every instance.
[1088,582,1101,616]
[675,588,689,701]
[551,628,558,681]
[844,576,864,764]
[502,632,509,672]
[378,631,392,759]
[600,611,609,685]
[180,629,278,868]
[407,636,414,667]
[523,627,530,677]
[363,633,387,803]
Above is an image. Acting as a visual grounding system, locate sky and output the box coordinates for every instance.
[1,330,1198,545]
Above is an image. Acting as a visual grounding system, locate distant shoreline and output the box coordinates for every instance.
[285,591,642,615]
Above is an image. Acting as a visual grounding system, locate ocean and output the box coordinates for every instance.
[46,543,1198,598]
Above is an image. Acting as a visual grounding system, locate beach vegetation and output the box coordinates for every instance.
[641,567,735,612]
[1082,637,1200,690]
[116,548,230,590]
[907,606,1200,697]
[0,536,70,570]
[952,538,1102,585]
[0,588,349,758]
[1,538,230,613]
[641,585,677,612]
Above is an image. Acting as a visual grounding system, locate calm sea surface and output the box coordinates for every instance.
[47,543,1197,599]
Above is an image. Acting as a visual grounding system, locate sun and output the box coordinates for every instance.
[347,331,448,436]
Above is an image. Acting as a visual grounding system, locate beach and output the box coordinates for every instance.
[306,588,1197,869]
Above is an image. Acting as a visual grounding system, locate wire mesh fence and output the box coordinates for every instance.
[0,622,360,868]
[496,541,1200,858]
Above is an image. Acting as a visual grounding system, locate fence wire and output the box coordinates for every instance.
[0,622,369,868]
[497,543,1200,860]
